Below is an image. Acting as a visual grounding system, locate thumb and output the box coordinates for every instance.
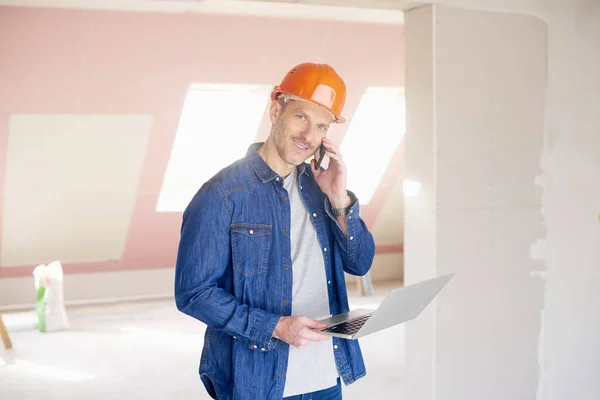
[311,160,322,177]
[310,158,317,170]
[305,318,328,329]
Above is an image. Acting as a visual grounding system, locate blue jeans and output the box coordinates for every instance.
[282,379,342,400]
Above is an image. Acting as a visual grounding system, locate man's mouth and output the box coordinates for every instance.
[293,140,309,150]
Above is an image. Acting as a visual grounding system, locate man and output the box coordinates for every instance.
[174,62,376,400]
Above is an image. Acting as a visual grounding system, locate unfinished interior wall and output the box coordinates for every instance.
[404,5,546,399]
[536,1,600,398]
[403,6,437,397]
[0,6,404,307]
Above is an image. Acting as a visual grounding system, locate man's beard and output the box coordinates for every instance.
[273,125,308,166]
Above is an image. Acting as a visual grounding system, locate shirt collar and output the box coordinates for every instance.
[246,142,310,183]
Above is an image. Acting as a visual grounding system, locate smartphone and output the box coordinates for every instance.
[314,144,326,170]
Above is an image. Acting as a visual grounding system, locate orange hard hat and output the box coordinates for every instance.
[271,63,347,123]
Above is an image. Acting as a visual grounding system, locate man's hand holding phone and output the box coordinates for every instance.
[311,138,352,210]
[314,143,327,170]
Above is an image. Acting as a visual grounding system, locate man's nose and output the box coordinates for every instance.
[298,126,316,143]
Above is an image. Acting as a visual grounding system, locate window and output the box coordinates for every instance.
[157,84,271,212]
[340,87,405,204]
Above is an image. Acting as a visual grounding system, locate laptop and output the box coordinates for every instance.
[317,273,454,340]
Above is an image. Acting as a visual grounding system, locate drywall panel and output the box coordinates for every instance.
[435,6,546,211]
[434,7,546,399]
[536,2,600,399]
[436,208,545,398]
[1,115,152,266]
[404,4,546,400]
[403,5,437,400]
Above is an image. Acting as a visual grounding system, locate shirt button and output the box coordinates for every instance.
[324,247,327,252]
[282,196,287,201]
[300,186,303,190]
[285,265,290,270]
[348,216,352,219]
[233,336,237,339]
[284,300,289,305]
[350,236,354,240]
[312,213,317,217]
[276,177,280,182]
[253,345,258,349]
[350,209,353,213]
[334,345,339,350]
[280,373,285,378]
[249,230,254,235]
[284,228,288,234]
[261,348,266,351]
[328,280,331,285]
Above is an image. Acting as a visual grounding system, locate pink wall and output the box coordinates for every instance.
[0,6,404,278]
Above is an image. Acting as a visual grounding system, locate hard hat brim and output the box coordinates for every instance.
[272,89,346,124]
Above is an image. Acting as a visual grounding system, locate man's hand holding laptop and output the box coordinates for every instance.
[273,316,330,349]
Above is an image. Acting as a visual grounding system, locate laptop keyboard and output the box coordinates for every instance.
[323,313,374,335]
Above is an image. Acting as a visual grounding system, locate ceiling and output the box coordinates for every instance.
[0,0,410,24]
[0,0,553,25]
[0,0,551,22]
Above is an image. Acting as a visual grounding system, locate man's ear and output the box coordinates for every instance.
[269,100,283,123]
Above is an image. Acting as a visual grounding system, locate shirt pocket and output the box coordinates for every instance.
[230,223,272,276]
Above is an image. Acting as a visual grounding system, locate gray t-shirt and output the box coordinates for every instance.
[282,168,339,397]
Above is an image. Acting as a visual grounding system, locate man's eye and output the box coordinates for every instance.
[297,114,306,120]
[318,125,327,130]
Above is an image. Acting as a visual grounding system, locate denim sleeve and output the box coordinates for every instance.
[174,182,281,351]
[324,190,376,276]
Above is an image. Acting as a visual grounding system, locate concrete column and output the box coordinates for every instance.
[403,5,547,399]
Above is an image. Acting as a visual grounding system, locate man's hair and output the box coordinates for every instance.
[277,95,293,113]
[276,95,334,124]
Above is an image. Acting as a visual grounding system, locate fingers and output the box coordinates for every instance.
[325,150,342,163]
[287,317,330,348]
[301,327,329,342]
[310,158,319,171]
[294,327,329,348]
[321,137,338,152]
[304,318,328,330]
[321,138,345,165]
[314,138,345,169]
[311,159,324,177]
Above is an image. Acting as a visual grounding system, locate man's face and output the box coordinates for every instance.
[270,99,334,167]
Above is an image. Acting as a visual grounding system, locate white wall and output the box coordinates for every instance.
[536,1,600,399]
[403,6,437,398]
[404,1,600,399]
[404,4,546,400]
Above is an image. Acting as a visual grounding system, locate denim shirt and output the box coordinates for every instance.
[174,143,376,400]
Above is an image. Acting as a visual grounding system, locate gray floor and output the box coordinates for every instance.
[0,281,404,400]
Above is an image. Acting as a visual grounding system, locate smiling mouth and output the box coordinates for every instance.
[293,140,309,150]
